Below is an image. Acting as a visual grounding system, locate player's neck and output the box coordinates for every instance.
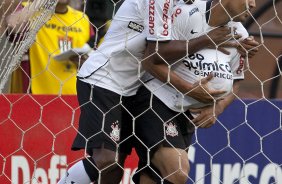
[208,1,230,27]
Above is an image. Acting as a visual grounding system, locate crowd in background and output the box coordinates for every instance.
[5,0,124,94]
[69,0,124,47]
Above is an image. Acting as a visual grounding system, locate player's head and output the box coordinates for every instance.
[223,0,256,22]
[55,0,70,13]
[57,0,70,6]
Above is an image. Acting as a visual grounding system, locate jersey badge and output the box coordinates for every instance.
[110,121,120,142]
[128,21,144,33]
[165,122,178,137]
[190,29,198,34]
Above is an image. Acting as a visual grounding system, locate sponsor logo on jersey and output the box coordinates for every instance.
[172,8,182,23]
[149,0,155,35]
[183,53,233,80]
[128,21,144,33]
[165,122,178,137]
[110,121,120,142]
[148,0,171,36]
[162,0,171,36]
[236,56,244,74]
[190,29,198,34]
[189,7,199,16]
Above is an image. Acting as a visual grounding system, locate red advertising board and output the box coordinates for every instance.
[0,95,138,184]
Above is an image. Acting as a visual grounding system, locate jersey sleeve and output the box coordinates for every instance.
[145,0,174,41]
[229,22,249,80]
[232,22,249,40]
[230,54,245,80]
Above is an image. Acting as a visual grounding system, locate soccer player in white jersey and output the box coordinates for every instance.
[132,0,257,183]
[57,0,259,183]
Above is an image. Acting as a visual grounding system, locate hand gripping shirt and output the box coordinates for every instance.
[78,0,178,96]
[144,0,248,112]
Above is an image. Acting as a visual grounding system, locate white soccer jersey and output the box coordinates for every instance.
[78,0,178,96]
[145,0,248,112]
[146,0,176,41]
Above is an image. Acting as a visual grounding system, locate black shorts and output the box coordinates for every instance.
[71,79,135,155]
[133,85,195,183]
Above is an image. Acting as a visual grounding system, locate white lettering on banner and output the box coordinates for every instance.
[188,146,282,183]
[12,155,67,184]
[48,155,67,184]
[12,156,30,183]
[32,168,48,184]
[260,163,282,184]
[11,155,136,184]
[240,163,258,184]
[223,163,241,184]
[211,164,221,184]
[11,152,282,183]
[195,164,205,184]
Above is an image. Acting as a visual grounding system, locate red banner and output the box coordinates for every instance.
[0,95,138,184]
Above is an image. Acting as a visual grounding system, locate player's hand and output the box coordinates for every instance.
[69,54,88,69]
[206,26,242,55]
[188,74,226,103]
[237,36,259,58]
[189,103,224,128]
[215,36,259,58]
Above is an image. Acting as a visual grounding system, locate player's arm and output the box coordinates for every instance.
[145,20,240,65]
[237,36,259,58]
[221,35,259,58]
[144,0,220,64]
[6,0,51,32]
[190,38,246,128]
[142,26,239,102]
[142,60,226,103]
[190,80,241,128]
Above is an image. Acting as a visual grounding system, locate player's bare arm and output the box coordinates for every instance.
[142,60,226,103]
[237,36,259,58]
[190,80,241,128]
[222,35,259,58]
[146,26,241,66]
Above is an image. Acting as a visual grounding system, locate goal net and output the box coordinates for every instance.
[0,0,57,93]
[0,0,282,184]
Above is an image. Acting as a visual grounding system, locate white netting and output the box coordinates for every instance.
[0,0,57,93]
[0,0,282,184]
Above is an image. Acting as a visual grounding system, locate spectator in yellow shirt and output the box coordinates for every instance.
[9,0,94,94]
